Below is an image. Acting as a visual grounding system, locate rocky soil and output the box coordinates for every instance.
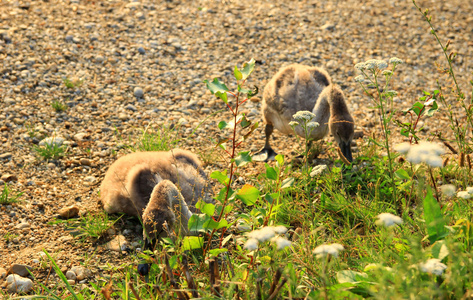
[0,0,472,295]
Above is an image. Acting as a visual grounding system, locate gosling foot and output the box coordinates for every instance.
[252,147,277,162]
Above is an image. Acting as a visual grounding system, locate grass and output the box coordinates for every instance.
[126,123,181,152]
[56,211,120,243]
[63,77,83,89]
[51,100,68,112]
[33,143,66,160]
[0,183,23,204]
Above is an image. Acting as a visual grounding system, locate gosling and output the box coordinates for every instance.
[100,149,210,274]
[253,64,355,162]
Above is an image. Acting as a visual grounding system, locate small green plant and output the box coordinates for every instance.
[128,123,181,152]
[51,99,68,112]
[0,183,23,204]
[33,143,66,160]
[62,77,83,89]
[3,232,19,242]
[66,211,119,242]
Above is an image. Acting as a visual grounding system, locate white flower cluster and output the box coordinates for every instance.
[244,226,291,251]
[306,121,319,132]
[312,243,344,258]
[376,213,403,228]
[419,258,447,276]
[289,121,299,127]
[381,70,393,76]
[354,75,366,83]
[439,184,456,197]
[293,111,316,123]
[394,142,445,167]
[355,59,388,71]
[389,57,404,65]
[456,187,473,199]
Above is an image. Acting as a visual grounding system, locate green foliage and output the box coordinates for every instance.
[51,100,68,112]
[59,211,119,242]
[33,143,66,160]
[0,183,23,204]
[128,123,181,152]
[62,77,83,89]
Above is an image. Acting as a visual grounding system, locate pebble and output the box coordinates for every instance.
[0,267,6,279]
[1,173,17,182]
[137,47,145,54]
[134,87,144,98]
[15,222,30,230]
[9,264,33,277]
[66,270,77,281]
[70,266,92,281]
[6,274,34,293]
[80,158,92,166]
[58,205,80,219]
[74,132,88,142]
[0,152,12,160]
[105,234,128,252]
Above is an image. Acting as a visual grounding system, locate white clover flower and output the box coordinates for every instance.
[306,121,319,132]
[271,236,292,250]
[289,121,299,127]
[405,142,445,167]
[376,213,403,227]
[354,75,366,83]
[389,57,404,65]
[364,60,377,70]
[381,70,393,76]
[440,184,456,197]
[244,238,259,251]
[354,62,366,71]
[466,187,473,194]
[394,142,411,154]
[273,225,288,235]
[457,191,471,199]
[313,243,344,258]
[293,111,316,123]
[375,60,388,69]
[310,164,328,177]
[419,258,447,276]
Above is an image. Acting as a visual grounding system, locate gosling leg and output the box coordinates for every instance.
[253,123,277,162]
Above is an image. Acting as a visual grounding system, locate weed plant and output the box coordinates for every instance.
[0,183,23,204]
[21,4,473,299]
[51,100,68,112]
[33,142,66,160]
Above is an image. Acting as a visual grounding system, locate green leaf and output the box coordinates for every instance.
[188,214,211,232]
[241,58,255,80]
[208,248,228,258]
[431,241,449,260]
[426,101,438,117]
[410,102,424,116]
[215,186,235,203]
[337,270,368,284]
[234,65,242,80]
[275,154,284,167]
[281,177,294,189]
[400,128,410,137]
[394,169,410,180]
[240,114,251,128]
[201,203,215,216]
[265,164,278,180]
[204,78,229,95]
[236,184,260,206]
[423,188,448,243]
[182,236,204,250]
[204,218,229,230]
[234,151,252,167]
[211,170,229,185]
[242,122,259,141]
[218,121,228,130]
[224,204,233,214]
[215,91,228,104]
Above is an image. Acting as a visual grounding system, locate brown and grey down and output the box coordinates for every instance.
[99,149,209,240]
[254,64,355,162]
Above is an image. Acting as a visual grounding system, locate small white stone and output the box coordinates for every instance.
[6,274,34,293]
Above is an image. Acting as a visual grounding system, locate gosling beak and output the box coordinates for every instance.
[339,141,353,163]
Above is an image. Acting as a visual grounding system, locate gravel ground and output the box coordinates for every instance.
[0,0,472,294]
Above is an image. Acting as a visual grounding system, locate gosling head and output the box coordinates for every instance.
[328,86,355,162]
